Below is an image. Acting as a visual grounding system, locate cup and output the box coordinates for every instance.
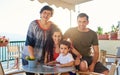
[28,60,36,68]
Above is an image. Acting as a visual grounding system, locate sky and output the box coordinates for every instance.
[0,0,71,40]
[0,0,120,41]
[79,0,120,32]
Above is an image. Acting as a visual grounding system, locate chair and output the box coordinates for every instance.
[7,45,20,70]
[99,50,107,66]
[98,50,119,75]
[108,60,118,75]
[106,47,120,75]
[0,61,25,75]
[76,62,117,75]
[0,61,5,75]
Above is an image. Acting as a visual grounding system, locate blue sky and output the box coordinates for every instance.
[0,0,120,40]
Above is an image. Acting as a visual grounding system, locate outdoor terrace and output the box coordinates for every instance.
[0,40,119,75]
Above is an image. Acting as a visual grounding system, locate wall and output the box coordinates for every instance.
[99,40,120,55]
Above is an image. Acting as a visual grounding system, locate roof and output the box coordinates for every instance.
[38,0,92,11]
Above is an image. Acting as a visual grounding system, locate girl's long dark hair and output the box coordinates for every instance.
[42,27,62,62]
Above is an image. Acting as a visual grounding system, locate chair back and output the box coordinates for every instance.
[7,46,20,58]
[116,47,120,57]
[7,46,20,52]
[0,62,5,75]
[7,45,20,69]
[108,63,117,75]
[116,47,120,65]
[99,50,106,66]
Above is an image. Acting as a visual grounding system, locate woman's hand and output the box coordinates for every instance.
[75,58,80,66]
[30,56,35,60]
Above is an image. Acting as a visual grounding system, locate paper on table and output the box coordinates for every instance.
[56,64,60,66]
[42,65,53,68]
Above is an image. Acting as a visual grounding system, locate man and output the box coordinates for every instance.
[64,13,109,75]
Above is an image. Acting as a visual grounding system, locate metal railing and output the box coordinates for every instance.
[0,41,25,62]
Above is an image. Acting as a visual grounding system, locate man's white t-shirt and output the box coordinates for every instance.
[56,53,74,64]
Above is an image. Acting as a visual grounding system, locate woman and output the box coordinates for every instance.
[22,5,58,75]
[43,27,63,64]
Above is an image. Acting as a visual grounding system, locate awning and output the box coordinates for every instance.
[38,0,92,11]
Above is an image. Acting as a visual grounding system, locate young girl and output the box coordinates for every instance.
[43,27,63,64]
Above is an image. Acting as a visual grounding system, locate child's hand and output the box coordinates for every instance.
[57,64,65,68]
[56,64,62,67]
[56,64,60,66]
[46,62,52,65]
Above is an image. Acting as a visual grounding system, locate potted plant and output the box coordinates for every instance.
[97,27,109,40]
[0,36,9,47]
[97,26,103,35]
[25,56,36,67]
[110,25,118,40]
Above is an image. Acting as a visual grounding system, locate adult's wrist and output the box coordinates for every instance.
[77,55,82,59]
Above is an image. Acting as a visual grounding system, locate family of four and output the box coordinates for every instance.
[22,5,109,75]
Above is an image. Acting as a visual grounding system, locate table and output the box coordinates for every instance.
[22,64,76,75]
[77,71,104,75]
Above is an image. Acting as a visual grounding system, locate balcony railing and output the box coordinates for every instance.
[0,41,25,62]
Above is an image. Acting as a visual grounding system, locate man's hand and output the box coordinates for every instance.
[88,63,95,72]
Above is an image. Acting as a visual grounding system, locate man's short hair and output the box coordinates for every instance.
[77,13,89,21]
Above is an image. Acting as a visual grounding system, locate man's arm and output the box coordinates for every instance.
[71,48,82,58]
[89,45,99,72]
[92,45,99,63]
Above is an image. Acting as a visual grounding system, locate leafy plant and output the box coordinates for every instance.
[97,26,103,35]
[111,24,119,32]
[25,56,35,61]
